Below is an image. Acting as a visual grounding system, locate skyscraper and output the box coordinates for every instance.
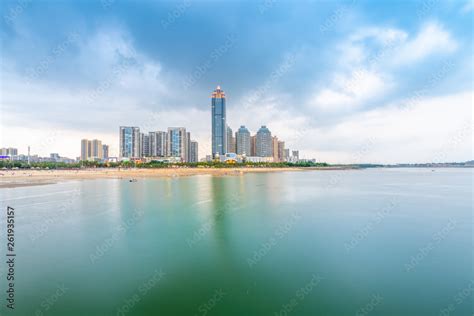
[119,126,140,160]
[236,125,251,156]
[149,131,167,157]
[211,85,226,157]
[167,127,187,161]
[190,141,199,163]
[226,125,235,153]
[256,126,272,157]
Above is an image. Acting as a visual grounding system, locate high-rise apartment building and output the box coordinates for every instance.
[102,144,109,159]
[167,127,187,162]
[0,148,18,156]
[119,126,141,160]
[278,141,285,162]
[235,125,251,156]
[81,139,89,161]
[190,141,199,163]
[81,139,105,161]
[272,136,279,162]
[149,131,167,157]
[250,135,256,156]
[186,132,191,162]
[256,126,272,157]
[141,133,150,157]
[226,125,235,153]
[211,86,226,157]
[91,139,103,159]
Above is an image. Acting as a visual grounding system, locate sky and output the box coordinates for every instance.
[0,0,472,163]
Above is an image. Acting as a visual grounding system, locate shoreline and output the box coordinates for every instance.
[0,167,353,189]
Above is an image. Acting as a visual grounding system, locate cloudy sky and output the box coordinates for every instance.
[0,0,472,163]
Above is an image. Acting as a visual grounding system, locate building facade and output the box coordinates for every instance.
[250,135,256,156]
[81,139,105,161]
[226,125,235,153]
[190,141,199,163]
[119,126,141,160]
[0,148,18,156]
[102,144,109,159]
[167,127,187,162]
[141,133,150,157]
[235,125,251,156]
[149,131,167,157]
[272,136,279,162]
[278,141,285,162]
[211,86,226,157]
[256,126,273,157]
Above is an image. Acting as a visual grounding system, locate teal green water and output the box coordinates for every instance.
[0,168,472,315]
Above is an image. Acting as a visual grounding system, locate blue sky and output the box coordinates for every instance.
[1,0,472,163]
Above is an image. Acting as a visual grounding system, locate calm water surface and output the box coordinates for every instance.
[0,168,472,315]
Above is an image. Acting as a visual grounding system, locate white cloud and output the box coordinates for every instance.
[311,70,390,111]
[393,21,458,65]
[301,91,473,164]
[461,0,474,13]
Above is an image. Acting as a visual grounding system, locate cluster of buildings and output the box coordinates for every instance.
[0,147,75,164]
[106,86,300,164]
[80,139,110,162]
[2,86,305,165]
[117,127,199,163]
[210,86,299,163]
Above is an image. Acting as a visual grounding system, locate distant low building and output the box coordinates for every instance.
[245,156,274,163]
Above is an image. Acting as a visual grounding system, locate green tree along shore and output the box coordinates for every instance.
[0,160,328,170]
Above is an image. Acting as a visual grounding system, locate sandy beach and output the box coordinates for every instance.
[0,167,329,189]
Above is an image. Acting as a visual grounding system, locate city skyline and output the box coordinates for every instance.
[1,1,472,163]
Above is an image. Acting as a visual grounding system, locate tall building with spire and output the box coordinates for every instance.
[211,85,226,157]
